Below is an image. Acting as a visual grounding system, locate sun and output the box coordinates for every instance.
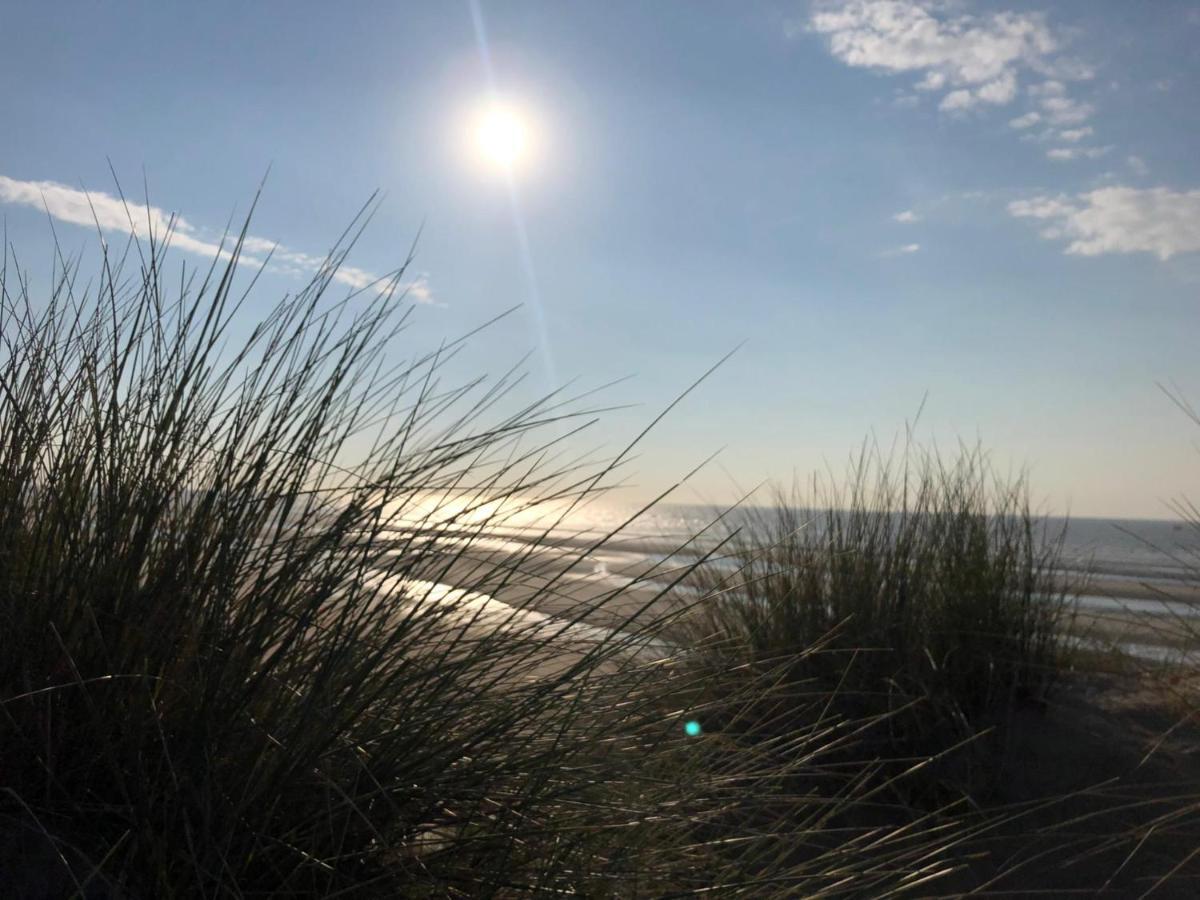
[473,102,532,173]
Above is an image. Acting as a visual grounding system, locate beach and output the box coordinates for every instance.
[393,503,1200,670]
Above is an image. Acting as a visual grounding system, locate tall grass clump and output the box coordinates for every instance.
[1100,388,1200,892]
[0,204,672,896]
[1163,387,1200,666]
[673,443,1077,806]
[0,200,974,897]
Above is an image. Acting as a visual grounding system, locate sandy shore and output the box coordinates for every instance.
[375,522,1200,673]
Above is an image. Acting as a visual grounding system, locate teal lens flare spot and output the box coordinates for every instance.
[684,719,702,737]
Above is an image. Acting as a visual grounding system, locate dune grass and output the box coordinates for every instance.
[671,444,1079,808]
[0,205,984,897]
[1089,389,1200,891]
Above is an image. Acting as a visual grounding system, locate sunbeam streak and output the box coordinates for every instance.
[468,0,558,393]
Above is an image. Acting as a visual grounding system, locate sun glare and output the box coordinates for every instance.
[474,102,532,173]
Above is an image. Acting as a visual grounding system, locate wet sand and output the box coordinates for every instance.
[376,526,1200,892]
[371,520,1200,674]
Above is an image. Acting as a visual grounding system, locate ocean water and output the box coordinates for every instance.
[556,503,1200,663]
[379,495,1200,663]
[1052,516,1200,581]
[570,503,1200,583]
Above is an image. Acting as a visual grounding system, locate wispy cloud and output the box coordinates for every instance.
[893,209,919,223]
[0,174,437,303]
[1127,155,1150,177]
[1046,145,1109,162]
[882,242,921,256]
[1009,186,1200,260]
[803,1,1090,113]
[1028,80,1094,125]
[1057,126,1094,143]
[0,174,250,263]
[801,2,1111,162]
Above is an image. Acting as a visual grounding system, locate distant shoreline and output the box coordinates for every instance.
[394,517,1200,667]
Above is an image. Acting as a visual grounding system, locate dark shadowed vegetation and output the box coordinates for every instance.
[672,446,1077,806]
[1,203,1198,898]
[0,210,977,897]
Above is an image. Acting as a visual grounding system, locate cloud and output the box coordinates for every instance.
[0,174,436,302]
[806,1,1088,113]
[939,89,974,112]
[1127,154,1149,176]
[403,275,436,305]
[804,2,1108,163]
[1008,111,1041,129]
[1045,145,1109,161]
[1008,186,1200,260]
[1027,79,1064,97]
[893,209,919,223]
[976,70,1018,104]
[882,242,921,256]
[1008,195,1076,220]
[1018,80,1094,127]
[1057,126,1093,142]
[0,174,252,264]
[799,3,1134,173]
[1038,93,1094,125]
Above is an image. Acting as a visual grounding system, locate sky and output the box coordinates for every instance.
[1,0,1198,519]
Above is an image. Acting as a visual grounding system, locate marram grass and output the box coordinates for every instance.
[671,444,1079,807]
[0,204,973,897]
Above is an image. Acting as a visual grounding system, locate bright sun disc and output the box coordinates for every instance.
[475,104,530,171]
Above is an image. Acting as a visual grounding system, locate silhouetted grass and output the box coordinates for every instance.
[1084,388,1200,893]
[671,444,1077,807]
[0,201,974,897]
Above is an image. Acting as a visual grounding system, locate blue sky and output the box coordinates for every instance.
[2,0,1198,517]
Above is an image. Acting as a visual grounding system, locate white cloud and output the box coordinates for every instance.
[404,275,436,305]
[1057,126,1093,142]
[1127,154,1150,176]
[1009,186,1200,260]
[976,70,1018,104]
[1043,58,1095,82]
[1027,79,1065,97]
[939,89,974,112]
[0,174,436,302]
[882,242,921,256]
[915,70,946,91]
[799,3,1123,169]
[801,3,1115,165]
[1038,94,1094,125]
[330,265,384,292]
[806,1,1088,113]
[1046,145,1109,161]
[1008,195,1076,221]
[0,174,252,264]
[893,209,919,223]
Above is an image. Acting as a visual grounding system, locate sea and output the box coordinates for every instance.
[568,504,1200,583]
[382,495,1200,665]
[550,503,1200,664]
